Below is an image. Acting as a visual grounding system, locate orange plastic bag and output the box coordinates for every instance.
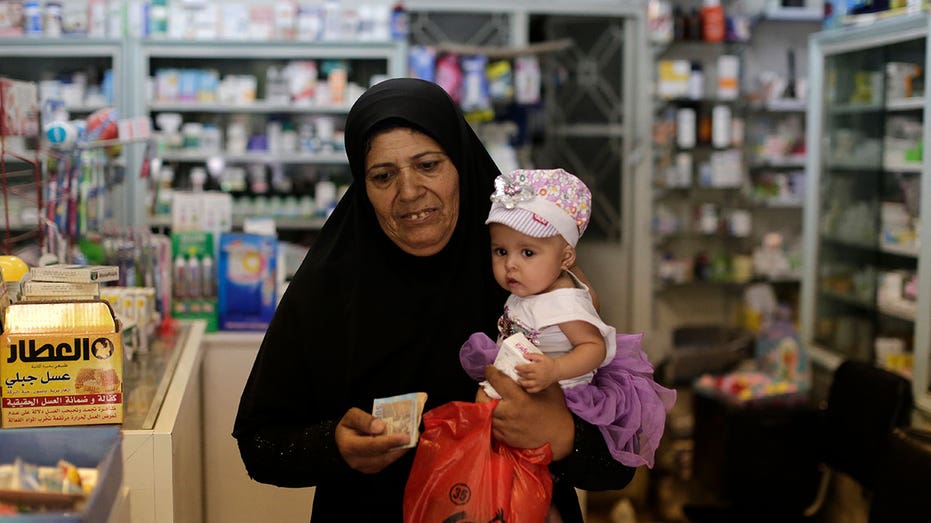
[403,400,553,523]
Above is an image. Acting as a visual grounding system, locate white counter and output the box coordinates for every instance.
[121,320,205,523]
[201,331,315,523]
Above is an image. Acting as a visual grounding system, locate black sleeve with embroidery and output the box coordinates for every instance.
[235,419,346,488]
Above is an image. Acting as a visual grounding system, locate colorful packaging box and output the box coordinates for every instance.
[0,301,123,428]
[0,77,39,137]
[170,231,218,332]
[217,233,277,331]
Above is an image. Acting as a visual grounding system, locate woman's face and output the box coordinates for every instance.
[364,128,460,256]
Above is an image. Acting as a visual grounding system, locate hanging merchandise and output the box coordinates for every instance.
[514,55,541,105]
[408,45,436,82]
[435,53,463,103]
[390,1,409,41]
[459,55,491,113]
[486,60,514,104]
[460,55,492,121]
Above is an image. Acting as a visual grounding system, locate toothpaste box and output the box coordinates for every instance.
[0,300,123,427]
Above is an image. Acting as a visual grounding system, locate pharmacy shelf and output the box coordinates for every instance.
[802,14,931,416]
[0,37,123,55]
[750,156,807,168]
[158,150,348,165]
[142,39,405,63]
[149,101,355,114]
[148,215,327,231]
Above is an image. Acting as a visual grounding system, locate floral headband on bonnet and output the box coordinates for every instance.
[485,168,592,247]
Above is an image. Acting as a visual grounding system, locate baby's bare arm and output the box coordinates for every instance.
[515,320,605,392]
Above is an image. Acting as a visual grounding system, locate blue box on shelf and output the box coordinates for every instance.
[0,426,122,522]
[217,233,278,331]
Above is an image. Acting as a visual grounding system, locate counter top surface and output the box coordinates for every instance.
[121,322,196,431]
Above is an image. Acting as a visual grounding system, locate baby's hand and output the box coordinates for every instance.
[515,354,557,393]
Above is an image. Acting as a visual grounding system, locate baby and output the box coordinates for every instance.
[460,168,676,468]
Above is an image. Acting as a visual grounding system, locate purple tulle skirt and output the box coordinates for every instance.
[459,332,677,468]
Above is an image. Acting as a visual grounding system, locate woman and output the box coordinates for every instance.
[233,78,634,522]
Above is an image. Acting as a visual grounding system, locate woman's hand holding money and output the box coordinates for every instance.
[485,366,574,459]
[335,407,411,473]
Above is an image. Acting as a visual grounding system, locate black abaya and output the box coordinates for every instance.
[233,78,633,522]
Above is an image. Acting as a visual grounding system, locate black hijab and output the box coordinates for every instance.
[234,78,507,518]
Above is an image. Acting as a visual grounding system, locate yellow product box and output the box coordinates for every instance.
[0,300,123,428]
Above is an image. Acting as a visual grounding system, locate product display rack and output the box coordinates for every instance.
[650,7,821,361]
[0,37,126,111]
[141,39,405,233]
[801,13,931,414]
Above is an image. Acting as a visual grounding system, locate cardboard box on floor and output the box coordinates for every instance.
[0,300,123,428]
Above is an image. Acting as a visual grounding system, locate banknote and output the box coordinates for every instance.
[372,392,428,448]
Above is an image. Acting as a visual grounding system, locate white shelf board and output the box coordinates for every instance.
[886,97,925,111]
[880,240,919,258]
[762,7,824,22]
[762,99,808,112]
[884,160,923,173]
[878,300,917,321]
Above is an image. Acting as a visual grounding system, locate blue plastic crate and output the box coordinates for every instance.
[0,426,122,522]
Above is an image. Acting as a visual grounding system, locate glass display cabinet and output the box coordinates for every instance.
[801,14,931,413]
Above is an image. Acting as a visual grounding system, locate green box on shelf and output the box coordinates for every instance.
[170,231,218,332]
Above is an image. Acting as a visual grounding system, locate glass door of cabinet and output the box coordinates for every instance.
[803,16,927,386]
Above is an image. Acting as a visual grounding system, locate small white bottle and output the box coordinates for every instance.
[676,107,696,149]
[712,105,731,148]
[187,255,201,299]
[688,63,704,101]
[173,255,187,299]
[201,254,214,298]
[190,167,206,192]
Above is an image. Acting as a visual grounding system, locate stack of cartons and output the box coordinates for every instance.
[0,265,124,427]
